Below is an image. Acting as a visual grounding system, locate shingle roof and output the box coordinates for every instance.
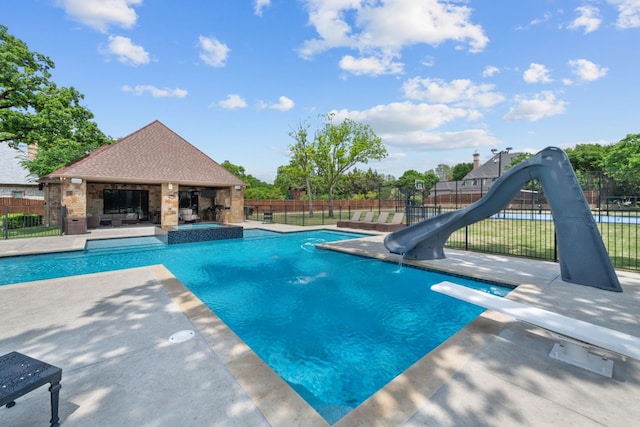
[463,152,522,180]
[0,144,37,185]
[46,120,245,187]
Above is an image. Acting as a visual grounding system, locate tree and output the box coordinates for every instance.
[338,167,385,199]
[1,25,112,176]
[565,144,609,173]
[451,162,473,181]
[603,134,640,197]
[221,160,284,199]
[288,120,316,216]
[434,164,452,180]
[313,113,387,216]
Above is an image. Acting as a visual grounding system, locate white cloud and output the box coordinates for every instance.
[55,0,141,32]
[298,0,488,70]
[504,91,567,122]
[332,102,469,135]
[568,6,602,33]
[257,96,295,111]
[198,36,230,67]
[607,0,640,28]
[269,96,295,111]
[104,35,149,65]
[339,54,404,76]
[523,63,552,83]
[380,129,502,151]
[482,66,500,78]
[254,0,271,16]
[122,85,188,98]
[568,59,608,81]
[332,101,501,150]
[402,77,505,108]
[218,94,247,110]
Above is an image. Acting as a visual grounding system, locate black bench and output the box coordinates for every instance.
[0,352,62,427]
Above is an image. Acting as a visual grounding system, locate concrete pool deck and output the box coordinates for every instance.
[0,222,639,426]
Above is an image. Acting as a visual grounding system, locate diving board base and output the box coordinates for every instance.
[549,342,614,378]
[431,281,640,378]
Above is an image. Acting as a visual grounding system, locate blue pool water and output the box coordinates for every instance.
[0,230,510,423]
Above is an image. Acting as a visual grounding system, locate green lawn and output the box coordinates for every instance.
[4,225,61,239]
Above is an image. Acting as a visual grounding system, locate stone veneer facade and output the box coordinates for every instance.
[55,180,244,226]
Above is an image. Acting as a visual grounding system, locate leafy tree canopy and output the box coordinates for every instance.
[565,143,609,173]
[451,162,473,181]
[0,25,112,176]
[221,160,284,199]
[287,113,387,216]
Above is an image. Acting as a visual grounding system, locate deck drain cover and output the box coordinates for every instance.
[169,330,195,343]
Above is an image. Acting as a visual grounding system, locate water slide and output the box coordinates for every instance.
[384,147,622,292]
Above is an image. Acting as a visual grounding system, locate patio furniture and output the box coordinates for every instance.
[179,208,199,223]
[86,214,101,229]
[375,212,405,231]
[337,210,363,228]
[431,281,640,378]
[359,212,390,230]
[0,351,62,427]
[263,212,273,224]
[64,217,87,235]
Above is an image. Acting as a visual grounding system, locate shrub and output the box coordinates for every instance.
[1,213,43,229]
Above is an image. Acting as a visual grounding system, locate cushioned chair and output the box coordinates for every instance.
[87,214,101,229]
[376,212,405,231]
[359,212,390,230]
[337,210,363,228]
[343,211,374,229]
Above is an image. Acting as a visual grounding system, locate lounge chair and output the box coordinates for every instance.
[376,212,404,231]
[337,210,363,228]
[347,211,374,228]
[359,212,390,230]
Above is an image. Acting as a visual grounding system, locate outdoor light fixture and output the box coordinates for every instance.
[491,147,513,177]
[168,183,173,190]
[70,178,82,184]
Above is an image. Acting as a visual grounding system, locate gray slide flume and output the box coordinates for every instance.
[383,147,622,292]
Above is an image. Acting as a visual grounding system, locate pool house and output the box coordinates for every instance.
[39,120,246,232]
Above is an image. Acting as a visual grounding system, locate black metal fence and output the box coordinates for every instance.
[405,205,639,272]
[245,194,639,272]
[2,204,62,239]
[244,203,403,227]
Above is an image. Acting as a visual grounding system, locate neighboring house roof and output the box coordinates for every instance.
[45,120,245,187]
[463,152,522,180]
[0,143,38,185]
[429,151,523,193]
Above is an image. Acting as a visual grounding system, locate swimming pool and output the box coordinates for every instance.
[0,230,510,423]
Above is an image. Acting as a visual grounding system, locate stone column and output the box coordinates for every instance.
[161,182,179,228]
[229,186,245,223]
[61,179,87,217]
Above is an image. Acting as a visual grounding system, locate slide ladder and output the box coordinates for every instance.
[384,147,621,292]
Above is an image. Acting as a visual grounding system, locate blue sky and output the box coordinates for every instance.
[4,0,640,182]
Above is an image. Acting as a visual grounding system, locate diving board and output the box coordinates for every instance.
[431,281,640,377]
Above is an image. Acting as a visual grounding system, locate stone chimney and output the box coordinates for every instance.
[473,151,480,170]
[27,144,38,160]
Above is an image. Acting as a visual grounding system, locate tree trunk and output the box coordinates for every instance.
[327,187,334,217]
[305,176,313,217]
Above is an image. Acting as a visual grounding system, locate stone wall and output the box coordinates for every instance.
[85,183,162,217]
[161,183,179,227]
[61,179,86,218]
